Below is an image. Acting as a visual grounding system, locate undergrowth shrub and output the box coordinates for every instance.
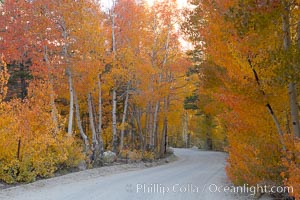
[0,84,84,183]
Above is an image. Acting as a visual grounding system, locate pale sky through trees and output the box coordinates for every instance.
[101,0,188,11]
[145,0,188,7]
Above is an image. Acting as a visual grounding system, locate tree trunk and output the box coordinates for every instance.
[286,110,291,134]
[44,46,59,136]
[88,93,99,162]
[135,107,144,151]
[129,128,133,151]
[282,2,300,138]
[248,58,286,150]
[144,104,149,147]
[148,103,153,147]
[112,0,116,54]
[145,102,151,149]
[129,116,134,150]
[160,96,169,156]
[67,68,74,136]
[288,83,300,137]
[162,23,171,66]
[158,18,171,155]
[282,0,291,51]
[160,117,168,156]
[266,104,286,151]
[60,18,74,137]
[111,0,118,153]
[297,21,300,50]
[152,101,160,150]
[74,91,89,152]
[112,89,118,152]
[120,83,129,151]
[183,111,188,148]
[98,74,104,157]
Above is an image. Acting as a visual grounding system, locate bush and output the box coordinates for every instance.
[143,151,155,161]
[118,149,144,162]
[0,136,84,183]
[0,87,84,184]
[128,150,143,162]
[119,149,129,159]
[120,149,156,162]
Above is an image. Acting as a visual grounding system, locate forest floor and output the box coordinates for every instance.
[0,148,273,200]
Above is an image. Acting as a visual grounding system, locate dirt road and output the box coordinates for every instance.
[0,148,261,200]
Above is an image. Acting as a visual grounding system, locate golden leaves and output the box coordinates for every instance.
[0,82,84,183]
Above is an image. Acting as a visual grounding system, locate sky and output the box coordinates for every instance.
[145,0,188,7]
[101,0,189,10]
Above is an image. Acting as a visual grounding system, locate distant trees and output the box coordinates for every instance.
[0,0,193,183]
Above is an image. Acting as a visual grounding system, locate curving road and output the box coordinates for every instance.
[0,149,248,200]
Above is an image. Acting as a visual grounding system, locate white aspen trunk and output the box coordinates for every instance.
[87,93,100,165]
[98,74,104,156]
[266,104,286,151]
[160,96,169,156]
[67,68,74,136]
[74,91,89,152]
[129,116,134,150]
[297,21,300,49]
[150,11,159,150]
[162,23,171,66]
[282,1,300,138]
[282,1,291,51]
[112,89,118,152]
[289,83,300,137]
[129,127,133,150]
[152,101,160,149]
[185,114,189,148]
[248,58,286,150]
[120,84,129,151]
[135,107,144,151]
[182,111,188,148]
[182,114,185,147]
[88,93,98,146]
[44,46,59,136]
[294,21,300,137]
[144,103,151,148]
[111,0,118,153]
[49,72,59,136]
[151,12,158,68]
[148,103,153,147]
[159,19,171,155]
[60,18,74,136]
[112,0,116,54]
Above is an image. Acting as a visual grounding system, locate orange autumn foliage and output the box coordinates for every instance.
[281,136,300,199]
[183,0,300,198]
